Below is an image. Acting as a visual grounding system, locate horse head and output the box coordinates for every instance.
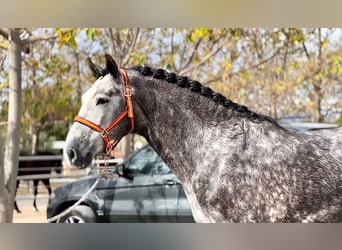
[64,54,134,168]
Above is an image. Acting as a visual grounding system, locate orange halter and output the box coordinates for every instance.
[74,69,134,154]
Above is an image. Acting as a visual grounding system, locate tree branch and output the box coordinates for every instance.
[0,55,5,69]
[122,28,140,67]
[204,76,223,85]
[181,37,202,71]
[245,48,281,72]
[120,29,130,65]
[170,29,176,70]
[22,34,58,45]
[302,42,310,60]
[180,37,229,76]
[0,28,9,39]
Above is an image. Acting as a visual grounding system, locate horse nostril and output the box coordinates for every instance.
[67,148,77,162]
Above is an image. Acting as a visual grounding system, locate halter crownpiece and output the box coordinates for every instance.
[74,69,134,154]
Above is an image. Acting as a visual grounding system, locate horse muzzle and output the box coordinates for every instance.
[64,146,93,169]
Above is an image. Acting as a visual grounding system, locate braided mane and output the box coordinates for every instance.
[131,66,277,124]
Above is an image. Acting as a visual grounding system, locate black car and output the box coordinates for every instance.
[47,145,195,223]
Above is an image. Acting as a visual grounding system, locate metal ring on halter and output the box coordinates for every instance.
[124,86,132,97]
[100,129,109,138]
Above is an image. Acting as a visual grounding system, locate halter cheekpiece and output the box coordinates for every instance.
[74,69,134,154]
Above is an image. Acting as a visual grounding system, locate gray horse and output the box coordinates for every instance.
[64,54,342,222]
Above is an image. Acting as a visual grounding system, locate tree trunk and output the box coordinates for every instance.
[31,126,40,155]
[121,134,134,159]
[312,28,323,123]
[312,84,323,122]
[270,92,278,120]
[0,133,11,221]
[1,28,22,222]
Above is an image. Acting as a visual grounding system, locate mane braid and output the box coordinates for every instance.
[130,66,278,124]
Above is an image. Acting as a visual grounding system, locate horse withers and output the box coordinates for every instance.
[63,54,342,222]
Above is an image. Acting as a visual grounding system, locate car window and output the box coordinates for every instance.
[152,160,172,175]
[126,146,161,175]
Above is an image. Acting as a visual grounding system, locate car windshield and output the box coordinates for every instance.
[126,146,171,175]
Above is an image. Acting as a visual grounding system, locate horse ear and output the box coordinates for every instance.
[105,54,119,79]
[87,57,104,79]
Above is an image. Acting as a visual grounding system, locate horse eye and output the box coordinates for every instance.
[96,98,109,105]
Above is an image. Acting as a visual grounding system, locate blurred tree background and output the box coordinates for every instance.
[1,28,342,154]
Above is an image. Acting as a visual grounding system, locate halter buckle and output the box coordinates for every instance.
[106,139,117,154]
[124,86,132,97]
[100,129,109,138]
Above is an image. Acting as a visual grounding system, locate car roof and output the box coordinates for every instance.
[280,122,338,131]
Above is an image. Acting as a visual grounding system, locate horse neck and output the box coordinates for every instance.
[130,74,246,181]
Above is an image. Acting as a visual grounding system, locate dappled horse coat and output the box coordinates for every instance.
[63,54,342,222]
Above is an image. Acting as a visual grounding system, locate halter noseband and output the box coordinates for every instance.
[74,69,134,154]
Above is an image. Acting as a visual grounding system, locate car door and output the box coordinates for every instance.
[103,146,179,222]
[176,187,195,222]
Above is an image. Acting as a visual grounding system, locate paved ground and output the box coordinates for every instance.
[13,197,49,223]
[12,177,76,223]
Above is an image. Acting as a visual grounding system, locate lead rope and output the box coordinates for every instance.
[46,159,115,223]
[46,178,101,223]
[98,155,111,179]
